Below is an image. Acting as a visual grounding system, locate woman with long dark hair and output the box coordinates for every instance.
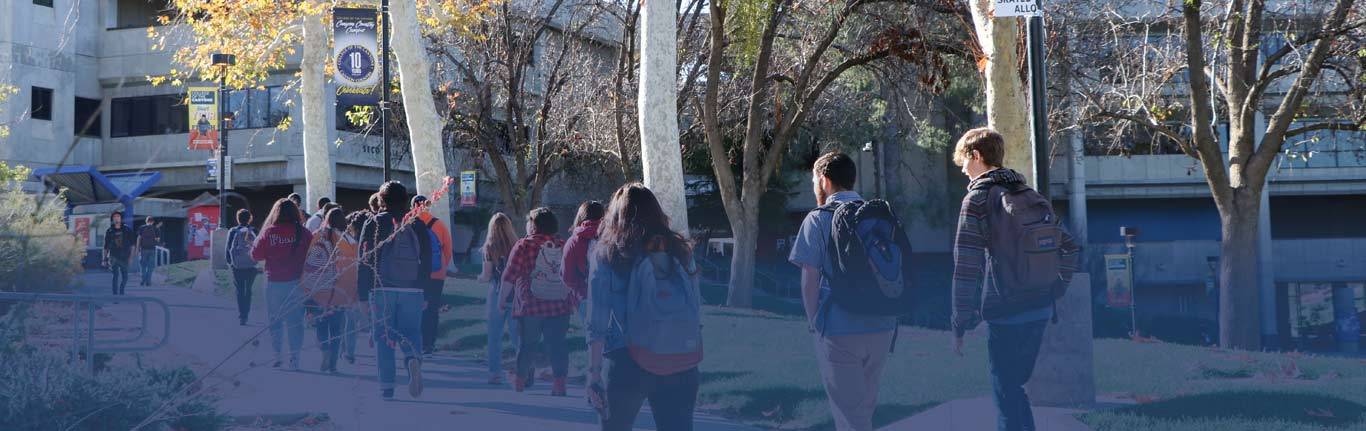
[563,200,605,323]
[251,198,313,369]
[586,183,701,431]
[479,212,521,384]
[301,208,355,373]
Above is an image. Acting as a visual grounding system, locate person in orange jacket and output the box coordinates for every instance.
[412,195,454,356]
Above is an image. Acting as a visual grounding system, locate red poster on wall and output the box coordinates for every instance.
[71,216,92,248]
[186,205,219,260]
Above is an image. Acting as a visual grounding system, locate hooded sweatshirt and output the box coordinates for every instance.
[950,168,1080,336]
[561,218,600,301]
[251,222,313,282]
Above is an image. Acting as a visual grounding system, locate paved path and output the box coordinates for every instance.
[879,396,1098,431]
[79,270,757,431]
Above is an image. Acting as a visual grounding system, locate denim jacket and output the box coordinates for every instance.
[585,251,698,354]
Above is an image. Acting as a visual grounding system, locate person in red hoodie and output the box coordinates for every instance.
[562,200,604,324]
[252,198,314,370]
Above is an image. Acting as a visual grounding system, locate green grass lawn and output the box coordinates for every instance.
[159,262,1366,430]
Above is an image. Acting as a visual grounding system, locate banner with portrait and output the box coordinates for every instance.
[187,87,218,150]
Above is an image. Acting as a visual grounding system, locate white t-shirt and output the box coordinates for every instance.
[305,213,323,231]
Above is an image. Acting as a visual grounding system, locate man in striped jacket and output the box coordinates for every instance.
[950,127,1080,431]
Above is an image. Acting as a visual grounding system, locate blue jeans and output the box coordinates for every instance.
[139,251,156,285]
[371,289,424,390]
[109,260,129,295]
[486,283,520,375]
[987,320,1048,431]
[341,307,360,360]
[314,309,344,367]
[265,280,306,364]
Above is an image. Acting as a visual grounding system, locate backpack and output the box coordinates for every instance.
[820,199,916,317]
[983,185,1066,303]
[227,226,257,269]
[622,248,703,376]
[528,241,569,301]
[138,225,159,250]
[377,216,429,286]
[423,218,444,274]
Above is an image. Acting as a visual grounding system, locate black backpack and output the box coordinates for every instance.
[820,200,915,317]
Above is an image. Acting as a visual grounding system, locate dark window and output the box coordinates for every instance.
[112,0,177,29]
[225,86,289,129]
[34,0,54,7]
[110,94,188,137]
[74,97,102,137]
[30,87,53,121]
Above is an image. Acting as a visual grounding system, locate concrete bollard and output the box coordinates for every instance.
[211,228,229,271]
[1026,273,1096,408]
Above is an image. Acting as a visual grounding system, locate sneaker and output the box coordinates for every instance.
[514,376,526,393]
[551,377,567,397]
[488,373,505,385]
[346,355,356,365]
[271,360,283,369]
[406,358,424,398]
[381,389,394,400]
[289,358,300,371]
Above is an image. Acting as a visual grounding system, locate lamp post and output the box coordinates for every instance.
[1121,226,1140,337]
[212,53,236,227]
[861,141,883,198]
[380,0,392,181]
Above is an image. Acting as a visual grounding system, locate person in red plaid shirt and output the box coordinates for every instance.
[500,207,574,395]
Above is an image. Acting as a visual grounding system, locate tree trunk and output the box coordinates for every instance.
[969,0,1033,182]
[1219,188,1263,350]
[638,0,688,235]
[725,203,758,308]
[300,7,335,210]
[390,0,451,224]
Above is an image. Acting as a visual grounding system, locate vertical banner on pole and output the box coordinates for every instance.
[187,87,219,150]
[460,170,477,207]
[333,8,380,107]
[1105,254,1133,308]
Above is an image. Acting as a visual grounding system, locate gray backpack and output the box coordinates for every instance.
[985,185,1066,302]
[227,226,257,270]
[378,217,425,287]
[622,251,703,376]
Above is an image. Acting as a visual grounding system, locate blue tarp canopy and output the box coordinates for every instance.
[31,166,161,226]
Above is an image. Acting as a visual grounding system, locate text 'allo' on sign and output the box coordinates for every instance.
[994,0,1041,17]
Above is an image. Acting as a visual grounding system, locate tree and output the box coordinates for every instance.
[967,0,1035,182]
[1063,0,1365,349]
[0,84,16,139]
[699,0,970,307]
[428,0,622,226]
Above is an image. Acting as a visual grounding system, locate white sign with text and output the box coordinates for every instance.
[994,0,1041,17]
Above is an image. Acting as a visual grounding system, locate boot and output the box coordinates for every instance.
[551,377,567,396]
[514,375,526,393]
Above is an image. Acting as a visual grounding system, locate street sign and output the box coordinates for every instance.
[994,0,1041,17]
[1105,254,1133,308]
[207,156,233,187]
[460,170,477,207]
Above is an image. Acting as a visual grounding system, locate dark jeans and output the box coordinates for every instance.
[139,251,156,285]
[315,310,344,366]
[516,314,569,380]
[232,269,257,323]
[987,320,1048,431]
[110,261,129,295]
[421,278,444,352]
[601,351,699,431]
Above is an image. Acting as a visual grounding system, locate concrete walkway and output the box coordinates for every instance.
[78,270,757,431]
[879,396,1095,431]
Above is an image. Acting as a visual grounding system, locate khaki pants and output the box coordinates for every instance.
[812,331,895,431]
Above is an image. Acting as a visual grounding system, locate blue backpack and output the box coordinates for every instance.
[422,218,443,274]
[622,249,703,376]
[819,199,915,317]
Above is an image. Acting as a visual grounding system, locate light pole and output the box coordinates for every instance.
[380,0,392,181]
[212,53,236,227]
[1121,226,1140,337]
[861,141,882,198]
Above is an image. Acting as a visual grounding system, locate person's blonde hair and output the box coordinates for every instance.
[482,212,519,262]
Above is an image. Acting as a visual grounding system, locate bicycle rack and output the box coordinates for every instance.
[0,292,171,373]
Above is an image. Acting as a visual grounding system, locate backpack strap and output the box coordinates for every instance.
[226,227,239,266]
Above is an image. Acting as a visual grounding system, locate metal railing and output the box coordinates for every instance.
[155,246,171,266]
[0,292,171,372]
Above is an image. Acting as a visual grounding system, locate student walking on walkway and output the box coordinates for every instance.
[103,210,134,296]
[587,183,703,431]
[226,209,259,326]
[412,195,454,356]
[950,128,1080,431]
[302,208,357,373]
[501,208,573,396]
[251,198,314,370]
[358,181,431,400]
[563,200,604,324]
[480,212,521,384]
[136,216,161,286]
[338,211,367,365]
[789,152,900,431]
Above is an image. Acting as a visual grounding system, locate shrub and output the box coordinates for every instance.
[0,162,85,292]
[0,307,227,430]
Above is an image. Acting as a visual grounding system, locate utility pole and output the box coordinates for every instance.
[1026,10,1049,195]
[212,53,235,225]
[380,0,392,182]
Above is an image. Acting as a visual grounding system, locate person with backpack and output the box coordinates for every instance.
[338,211,367,365]
[586,183,702,431]
[103,210,135,296]
[226,209,259,326]
[500,207,573,395]
[358,181,430,400]
[789,151,909,431]
[251,198,314,370]
[135,216,162,286]
[305,197,332,231]
[302,208,356,373]
[563,200,604,324]
[412,195,454,356]
[950,128,1080,431]
[479,212,521,384]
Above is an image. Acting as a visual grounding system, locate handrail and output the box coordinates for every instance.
[155,246,171,266]
[0,292,171,372]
